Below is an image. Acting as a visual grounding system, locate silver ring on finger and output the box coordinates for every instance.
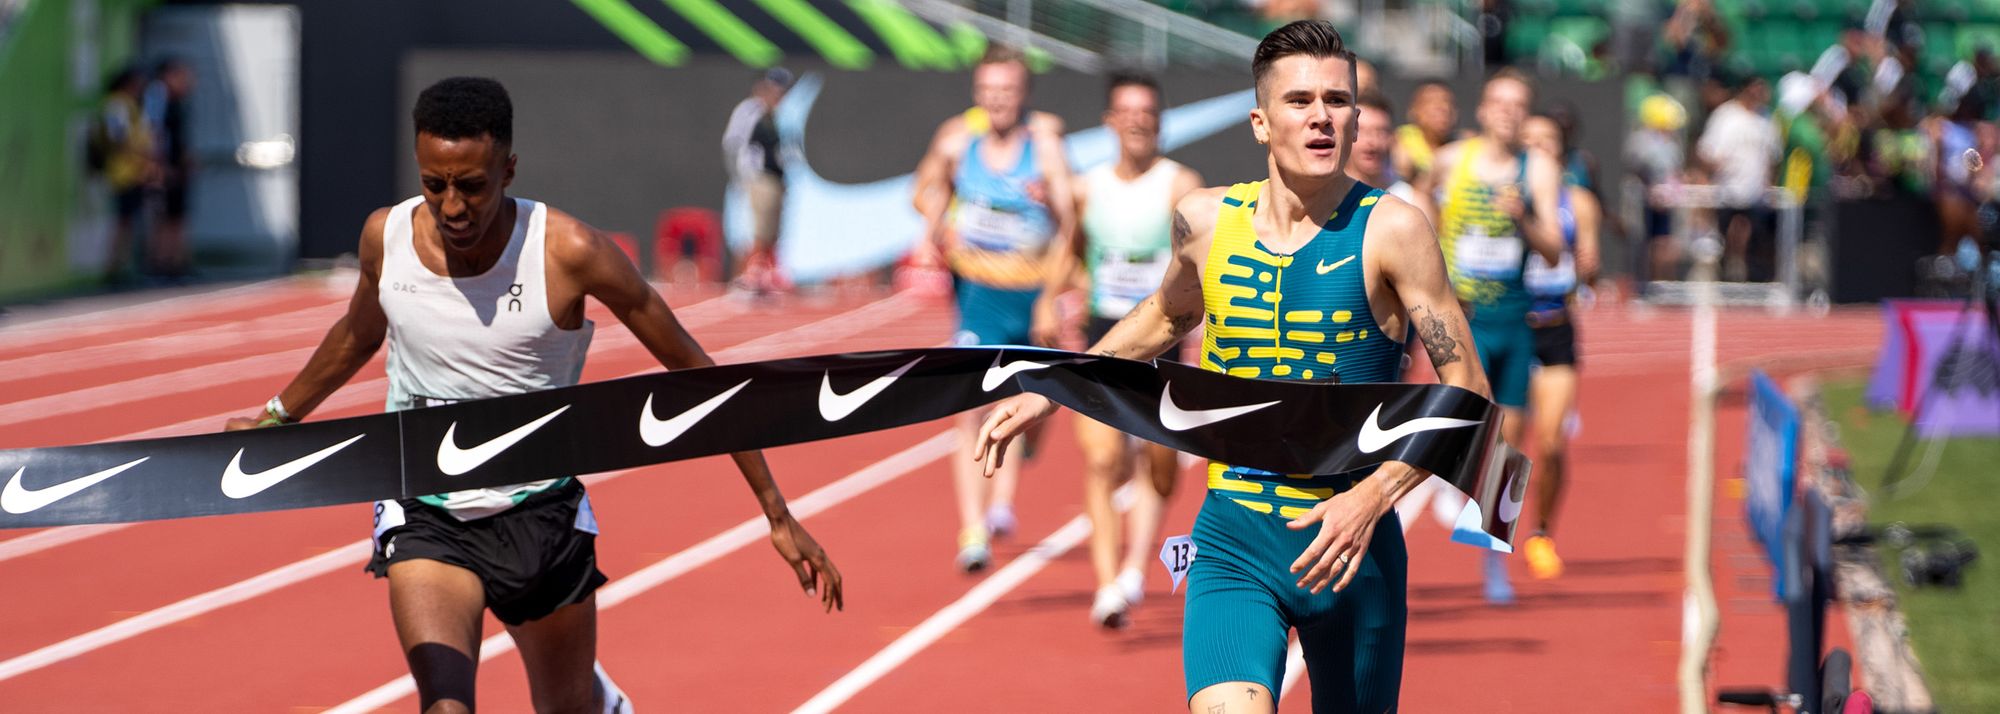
[1335,553,1351,564]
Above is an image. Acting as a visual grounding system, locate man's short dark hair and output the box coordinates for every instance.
[414,77,513,147]
[1411,77,1453,95]
[1358,90,1394,117]
[1251,20,1357,99]
[1106,70,1162,106]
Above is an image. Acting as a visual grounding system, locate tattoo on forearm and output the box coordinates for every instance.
[1412,305,1462,369]
[1171,209,1193,251]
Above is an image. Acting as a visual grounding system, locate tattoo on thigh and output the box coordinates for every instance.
[1412,305,1462,369]
[1207,705,1228,714]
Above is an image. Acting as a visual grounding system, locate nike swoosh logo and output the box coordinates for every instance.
[640,379,751,447]
[1316,255,1356,274]
[2,458,150,514]
[981,352,1089,392]
[221,434,367,499]
[436,406,571,476]
[1497,464,1528,524]
[1356,405,1481,453]
[1158,382,1279,431]
[819,357,922,422]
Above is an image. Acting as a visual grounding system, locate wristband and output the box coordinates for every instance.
[263,395,296,425]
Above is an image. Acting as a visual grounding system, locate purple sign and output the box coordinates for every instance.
[1865,300,2000,437]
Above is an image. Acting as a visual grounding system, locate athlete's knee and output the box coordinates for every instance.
[1189,681,1276,714]
[406,642,478,714]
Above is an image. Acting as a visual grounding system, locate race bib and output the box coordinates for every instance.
[371,499,406,545]
[1158,534,1197,592]
[1455,229,1525,281]
[1093,248,1170,316]
[955,201,1046,253]
[1523,252,1577,296]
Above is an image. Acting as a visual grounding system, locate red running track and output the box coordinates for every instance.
[0,276,1879,712]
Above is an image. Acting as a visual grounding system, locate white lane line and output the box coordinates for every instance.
[0,301,347,384]
[790,485,1134,714]
[0,279,299,348]
[323,431,958,714]
[0,294,933,682]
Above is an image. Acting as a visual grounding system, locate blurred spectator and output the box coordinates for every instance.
[1661,0,1731,82]
[144,57,195,280]
[1865,0,1920,60]
[1627,92,1687,281]
[90,66,155,285]
[1395,79,1458,194]
[722,67,794,295]
[1867,87,1933,199]
[1930,63,1986,254]
[1608,0,1662,73]
[1697,72,1779,281]
[1355,57,1379,97]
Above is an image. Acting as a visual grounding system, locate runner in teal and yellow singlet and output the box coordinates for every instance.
[975,22,1493,713]
[1430,68,1566,604]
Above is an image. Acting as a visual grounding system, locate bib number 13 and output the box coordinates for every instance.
[1159,534,1198,592]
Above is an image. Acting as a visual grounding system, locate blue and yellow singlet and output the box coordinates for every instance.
[1199,180,1403,518]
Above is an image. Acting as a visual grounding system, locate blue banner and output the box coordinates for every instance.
[1745,369,1799,600]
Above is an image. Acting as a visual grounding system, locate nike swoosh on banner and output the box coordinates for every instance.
[1157,382,1279,431]
[2,458,150,514]
[981,353,1089,392]
[1356,405,1481,454]
[436,406,572,476]
[1497,464,1528,524]
[640,379,752,447]
[221,434,368,499]
[818,357,922,422]
[1316,255,1355,274]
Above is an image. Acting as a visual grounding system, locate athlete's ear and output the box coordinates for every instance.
[1250,107,1270,146]
[503,153,517,189]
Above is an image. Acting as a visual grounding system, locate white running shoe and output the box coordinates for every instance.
[985,504,1017,539]
[1115,567,1145,608]
[956,530,992,573]
[595,662,634,714]
[1090,585,1130,629]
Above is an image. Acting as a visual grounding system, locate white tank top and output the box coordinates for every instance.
[378,196,594,519]
[1081,158,1182,318]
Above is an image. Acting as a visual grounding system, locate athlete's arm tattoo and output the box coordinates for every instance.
[1411,305,1463,370]
[1171,208,1193,251]
[1207,705,1227,714]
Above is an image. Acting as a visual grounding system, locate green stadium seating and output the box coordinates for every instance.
[1959,24,2000,57]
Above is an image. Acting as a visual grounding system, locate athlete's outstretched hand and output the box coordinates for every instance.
[769,514,844,612]
[1285,478,1395,594]
[973,393,1058,477]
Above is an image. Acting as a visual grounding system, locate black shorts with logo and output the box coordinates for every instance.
[1531,318,1578,368]
[365,479,607,626]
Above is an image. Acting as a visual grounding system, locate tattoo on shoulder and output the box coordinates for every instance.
[1411,305,1462,369]
[1171,209,1193,251]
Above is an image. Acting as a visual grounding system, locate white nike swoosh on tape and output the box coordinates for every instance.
[981,353,1088,392]
[1356,404,1481,454]
[1497,461,1528,524]
[818,357,922,422]
[221,434,367,499]
[436,406,571,476]
[640,379,751,447]
[1158,382,1279,431]
[2,458,150,514]
[1316,255,1355,274]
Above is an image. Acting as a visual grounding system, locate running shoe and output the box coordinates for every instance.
[956,529,992,573]
[985,504,1017,540]
[595,662,635,714]
[1115,567,1145,608]
[1524,534,1564,579]
[1090,585,1130,629]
